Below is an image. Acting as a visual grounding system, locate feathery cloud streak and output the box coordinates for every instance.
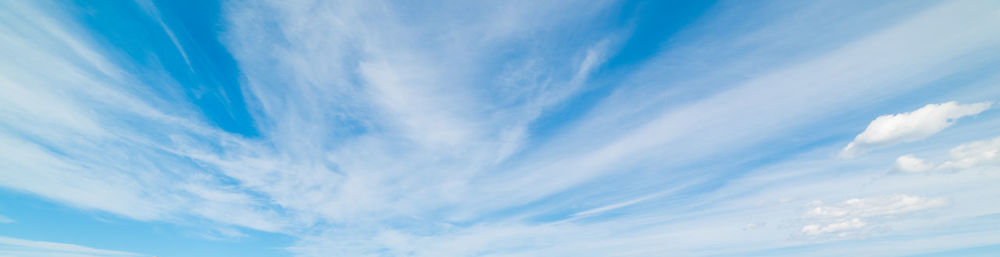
[1,0,1000,256]
[0,236,142,257]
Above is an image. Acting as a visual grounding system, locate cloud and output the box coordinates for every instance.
[940,136,1000,171]
[895,154,935,173]
[0,0,287,232]
[215,0,620,226]
[800,194,947,237]
[0,236,142,257]
[3,0,1000,257]
[892,135,1000,174]
[801,218,866,236]
[0,214,13,224]
[841,101,992,158]
[454,0,1000,222]
[133,0,193,71]
[572,192,663,217]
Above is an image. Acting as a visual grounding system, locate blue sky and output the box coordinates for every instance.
[1,0,1000,256]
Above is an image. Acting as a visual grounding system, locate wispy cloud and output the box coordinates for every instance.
[0,236,142,257]
[2,0,1000,256]
[133,0,194,71]
[0,0,285,232]
[0,214,13,224]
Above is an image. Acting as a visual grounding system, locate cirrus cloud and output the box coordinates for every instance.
[0,236,143,257]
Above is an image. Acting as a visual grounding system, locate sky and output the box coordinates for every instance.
[1,0,1000,256]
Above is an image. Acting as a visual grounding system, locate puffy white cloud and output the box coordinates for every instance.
[800,194,947,237]
[895,154,935,173]
[841,101,992,158]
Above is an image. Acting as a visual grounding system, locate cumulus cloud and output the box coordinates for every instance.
[841,101,992,158]
[800,194,947,237]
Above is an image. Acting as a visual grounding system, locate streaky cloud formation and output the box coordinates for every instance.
[1,0,1000,256]
[0,236,140,257]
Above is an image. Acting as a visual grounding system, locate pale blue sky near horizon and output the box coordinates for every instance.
[2,0,1000,256]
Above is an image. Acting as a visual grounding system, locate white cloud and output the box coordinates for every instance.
[800,194,947,237]
[3,0,1000,257]
[941,136,1000,171]
[742,222,765,231]
[895,154,935,173]
[216,0,619,227]
[841,101,992,158]
[892,135,1000,174]
[457,0,1000,220]
[133,0,193,71]
[0,0,287,232]
[801,218,866,236]
[0,236,142,257]
[572,192,662,217]
[221,0,1000,255]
